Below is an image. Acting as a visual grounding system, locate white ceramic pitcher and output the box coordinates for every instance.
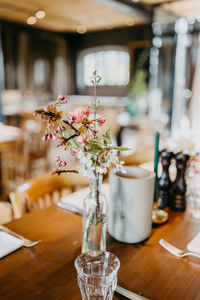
[108,166,155,243]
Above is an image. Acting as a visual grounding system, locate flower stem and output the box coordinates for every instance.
[56,169,79,175]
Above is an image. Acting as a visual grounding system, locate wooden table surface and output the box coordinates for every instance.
[1,206,200,300]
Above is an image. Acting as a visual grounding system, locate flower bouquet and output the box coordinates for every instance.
[34,71,128,254]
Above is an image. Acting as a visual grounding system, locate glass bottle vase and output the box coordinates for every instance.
[82,174,107,255]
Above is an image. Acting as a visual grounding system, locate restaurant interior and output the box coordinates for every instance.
[1,0,200,299]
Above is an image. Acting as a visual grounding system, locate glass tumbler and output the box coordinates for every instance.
[75,251,120,300]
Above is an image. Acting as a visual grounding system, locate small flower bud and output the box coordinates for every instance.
[42,134,48,141]
[51,169,57,175]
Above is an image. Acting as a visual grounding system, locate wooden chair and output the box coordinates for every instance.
[20,113,50,177]
[0,201,13,225]
[0,138,29,200]
[9,172,89,218]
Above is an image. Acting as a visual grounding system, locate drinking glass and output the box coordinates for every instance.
[75,251,120,300]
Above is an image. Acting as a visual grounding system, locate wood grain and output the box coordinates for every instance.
[1,206,200,299]
[0,0,148,33]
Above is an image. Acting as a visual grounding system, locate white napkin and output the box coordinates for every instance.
[187,232,200,254]
[0,231,23,259]
[56,184,110,213]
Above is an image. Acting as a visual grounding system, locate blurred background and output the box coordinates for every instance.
[0,0,200,205]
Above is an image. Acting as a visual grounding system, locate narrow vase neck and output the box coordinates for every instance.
[90,174,102,195]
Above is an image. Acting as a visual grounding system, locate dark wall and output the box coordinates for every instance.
[1,20,73,96]
[71,25,152,50]
[0,20,152,97]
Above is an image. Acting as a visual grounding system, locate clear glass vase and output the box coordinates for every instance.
[82,173,107,255]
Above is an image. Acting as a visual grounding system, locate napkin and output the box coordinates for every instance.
[187,232,200,254]
[0,231,23,259]
[56,184,110,213]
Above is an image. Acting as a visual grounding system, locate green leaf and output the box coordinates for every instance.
[103,129,111,146]
[87,142,103,151]
[63,130,79,149]
[113,147,131,151]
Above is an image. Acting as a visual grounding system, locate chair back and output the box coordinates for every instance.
[10,172,89,216]
[20,113,49,176]
[0,137,29,199]
[0,202,13,225]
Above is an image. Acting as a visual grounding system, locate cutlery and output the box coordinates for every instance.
[159,239,200,259]
[0,225,42,247]
[116,285,149,300]
[56,201,82,215]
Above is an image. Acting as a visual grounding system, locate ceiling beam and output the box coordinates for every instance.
[92,0,151,21]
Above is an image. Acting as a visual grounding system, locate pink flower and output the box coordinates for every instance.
[56,156,61,162]
[53,134,58,140]
[75,108,90,124]
[58,94,67,104]
[61,161,67,167]
[77,135,86,146]
[71,148,80,156]
[51,169,57,175]
[42,134,48,141]
[98,117,106,127]
[75,110,85,124]
[68,112,76,125]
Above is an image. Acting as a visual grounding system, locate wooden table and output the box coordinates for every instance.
[1,206,200,300]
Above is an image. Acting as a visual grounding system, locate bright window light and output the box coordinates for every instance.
[83,50,130,86]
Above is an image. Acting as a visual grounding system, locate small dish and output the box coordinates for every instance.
[152,209,168,225]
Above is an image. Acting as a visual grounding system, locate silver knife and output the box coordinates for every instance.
[116,285,149,300]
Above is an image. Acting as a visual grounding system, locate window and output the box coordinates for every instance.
[33,59,46,85]
[77,46,130,89]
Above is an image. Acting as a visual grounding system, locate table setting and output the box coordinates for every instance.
[0,225,41,258]
[1,195,200,299]
[1,72,200,300]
